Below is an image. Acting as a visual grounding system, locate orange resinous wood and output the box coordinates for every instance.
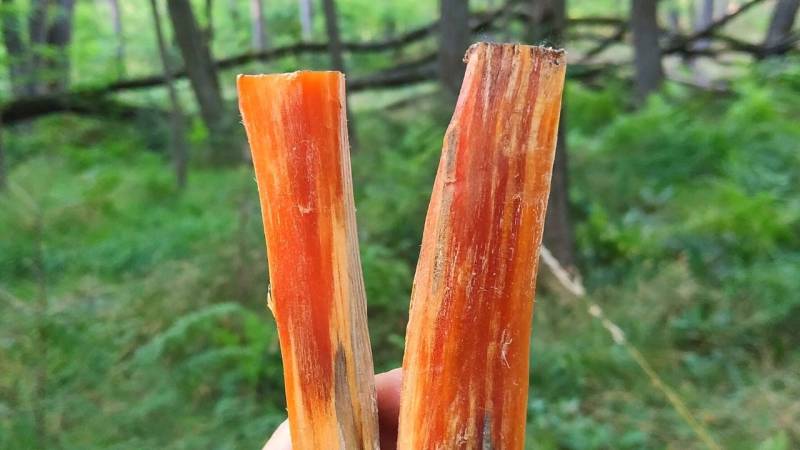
[397,43,567,450]
[237,72,379,450]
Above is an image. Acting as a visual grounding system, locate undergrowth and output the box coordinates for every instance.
[1,61,799,449]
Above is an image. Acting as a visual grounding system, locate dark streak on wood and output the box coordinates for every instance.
[334,345,359,449]
[482,413,494,450]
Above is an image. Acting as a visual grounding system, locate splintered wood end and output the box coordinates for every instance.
[464,42,566,65]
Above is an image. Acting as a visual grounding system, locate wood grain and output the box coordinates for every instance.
[238,72,379,450]
[397,43,567,450]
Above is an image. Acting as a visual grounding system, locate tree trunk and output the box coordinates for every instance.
[250,0,267,50]
[763,0,800,51]
[150,0,189,188]
[1,0,28,97]
[717,0,729,18]
[544,122,575,268]
[695,0,715,43]
[166,0,232,163]
[667,5,681,37]
[528,0,566,43]
[107,0,126,78]
[528,0,575,269]
[690,0,714,86]
[44,0,76,94]
[298,0,313,41]
[321,0,358,148]
[438,0,470,96]
[631,0,664,102]
[27,0,50,95]
[322,0,345,72]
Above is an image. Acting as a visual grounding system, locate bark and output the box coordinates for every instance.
[763,0,800,50]
[321,0,358,148]
[44,0,76,93]
[107,0,126,77]
[298,0,313,40]
[528,0,575,268]
[1,0,28,96]
[250,0,267,50]
[631,0,664,102]
[150,0,188,188]
[438,0,471,96]
[398,43,566,449]
[166,0,232,163]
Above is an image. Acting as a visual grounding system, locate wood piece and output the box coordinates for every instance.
[397,42,566,450]
[237,71,379,450]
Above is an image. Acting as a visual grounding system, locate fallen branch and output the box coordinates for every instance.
[1,0,788,125]
[715,32,800,57]
[0,93,166,123]
[0,57,613,124]
[580,23,628,62]
[349,52,437,91]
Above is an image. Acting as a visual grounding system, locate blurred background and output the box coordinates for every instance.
[1,0,799,449]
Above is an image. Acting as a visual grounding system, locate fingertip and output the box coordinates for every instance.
[375,368,402,450]
[262,420,291,450]
[375,368,403,389]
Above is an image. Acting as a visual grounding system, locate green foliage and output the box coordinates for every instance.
[4,63,799,448]
[2,2,799,448]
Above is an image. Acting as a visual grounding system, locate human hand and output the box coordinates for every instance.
[262,368,402,450]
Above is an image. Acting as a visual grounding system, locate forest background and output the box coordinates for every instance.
[1,0,799,448]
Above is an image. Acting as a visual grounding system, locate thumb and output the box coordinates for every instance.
[262,420,291,450]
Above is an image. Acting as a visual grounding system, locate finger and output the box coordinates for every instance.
[375,368,402,450]
[262,420,291,450]
[261,368,403,450]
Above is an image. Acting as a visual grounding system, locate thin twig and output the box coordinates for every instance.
[539,246,723,450]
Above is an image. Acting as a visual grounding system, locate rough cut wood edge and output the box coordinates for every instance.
[237,72,379,450]
[397,42,567,450]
